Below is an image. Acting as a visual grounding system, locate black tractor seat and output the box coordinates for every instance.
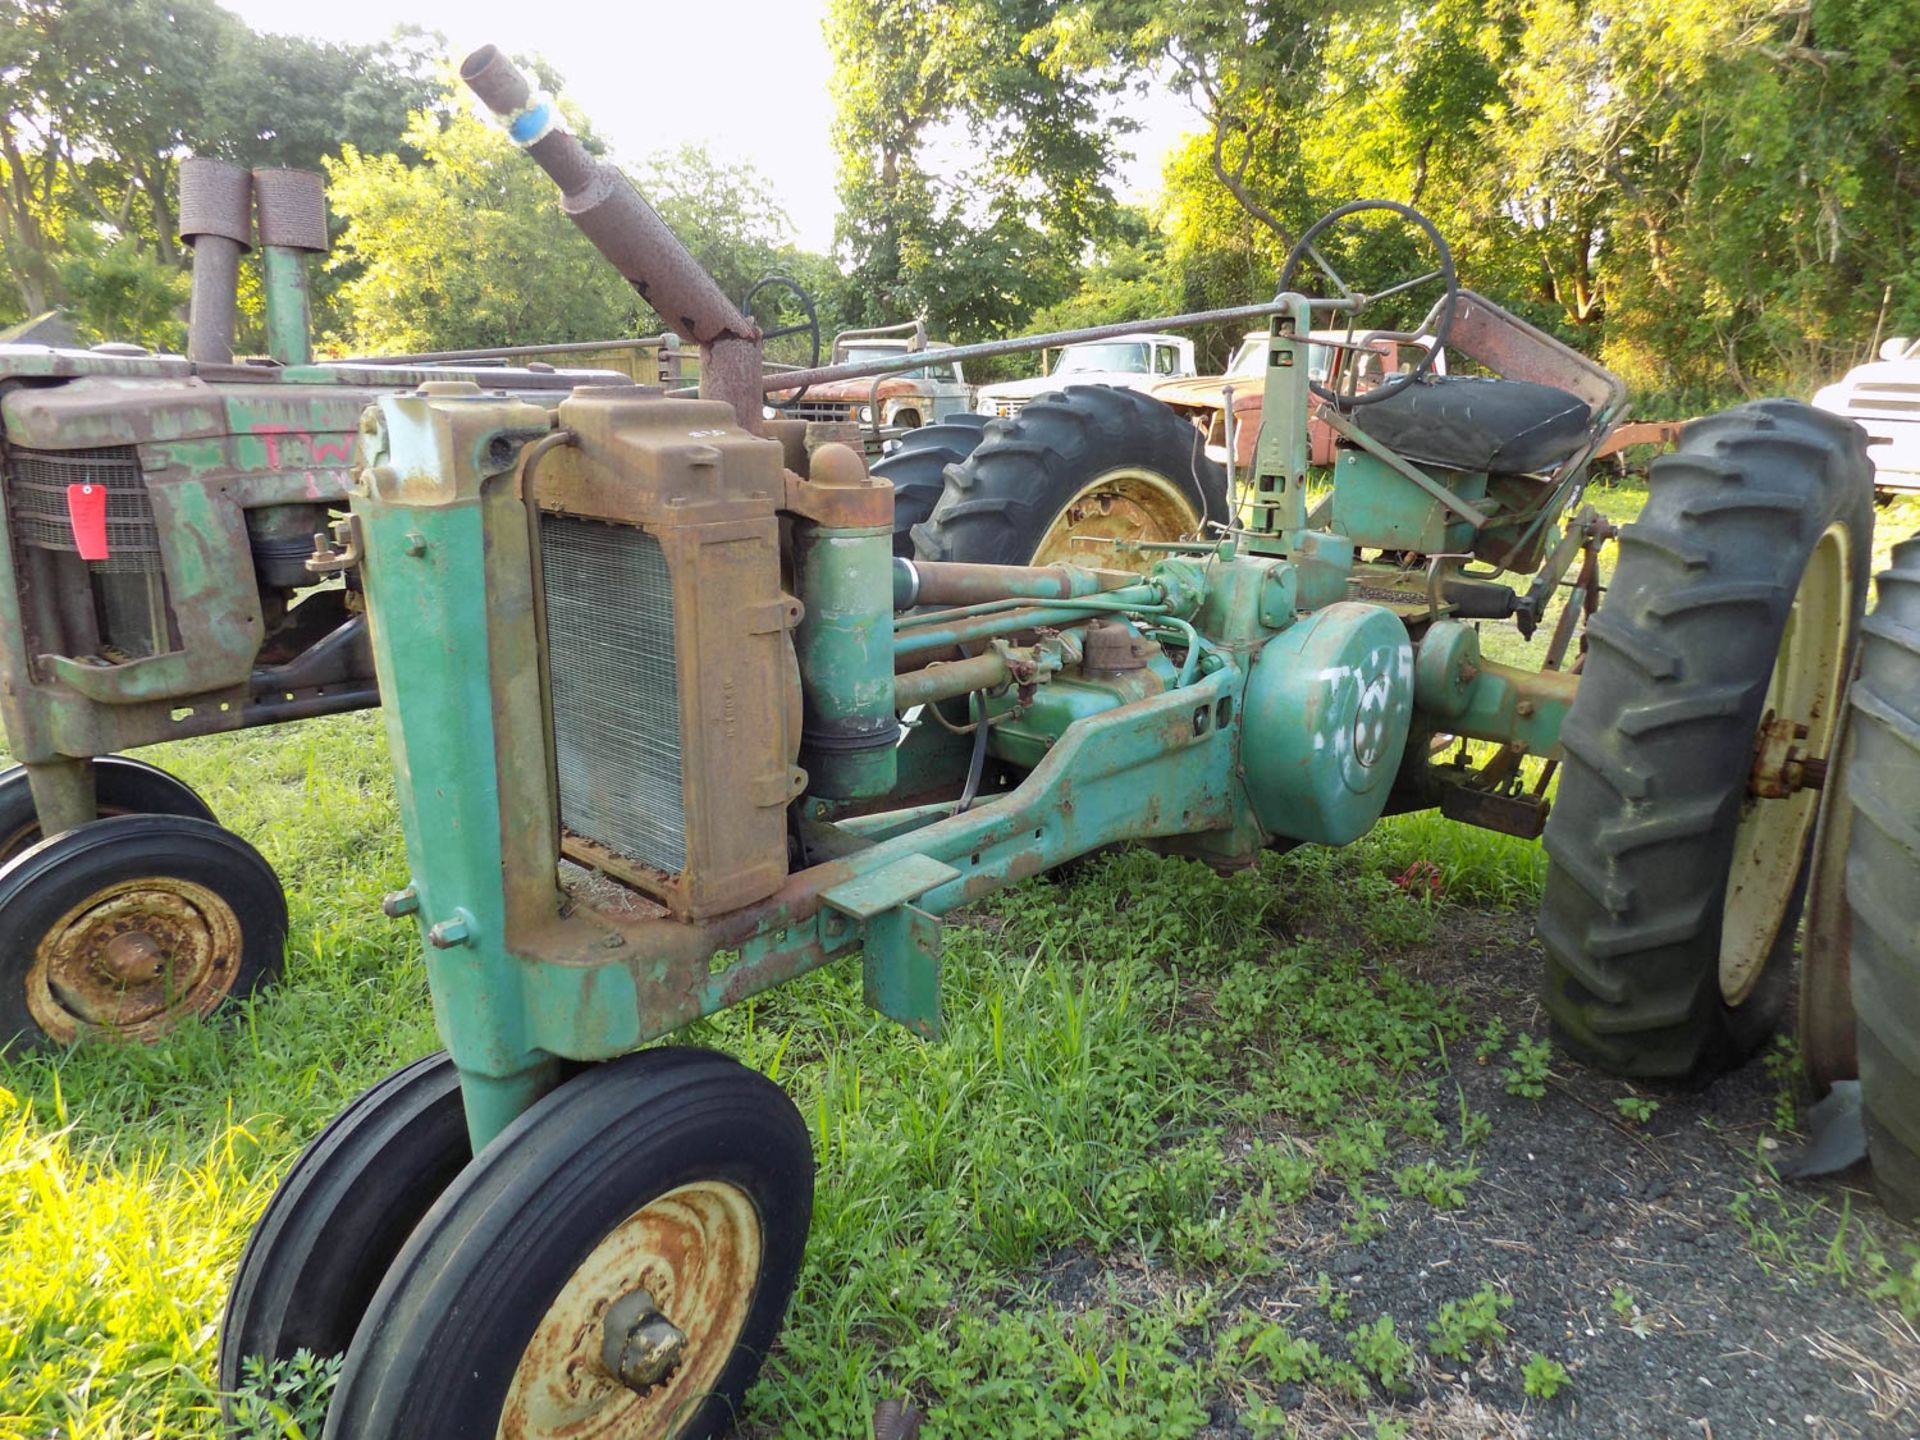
[1347,374,1593,475]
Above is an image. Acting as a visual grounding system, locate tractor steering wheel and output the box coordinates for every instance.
[742,274,821,408]
[1277,199,1459,409]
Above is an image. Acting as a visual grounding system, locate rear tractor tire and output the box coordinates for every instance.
[1539,400,1874,1081]
[909,385,1227,569]
[1840,538,1920,1222]
[870,414,989,558]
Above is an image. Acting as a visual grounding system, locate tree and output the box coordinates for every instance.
[0,0,435,339]
[827,0,1127,339]
[325,89,831,356]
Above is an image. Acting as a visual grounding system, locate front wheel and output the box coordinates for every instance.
[220,1052,472,1419]
[0,814,288,1049]
[1539,400,1874,1080]
[0,755,216,864]
[325,1047,813,1440]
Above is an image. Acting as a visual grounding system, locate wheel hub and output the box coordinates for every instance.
[1747,711,1828,798]
[1720,522,1851,1005]
[1032,467,1203,570]
[27,878,242,1041]
[599,1289,687,1391]
[499,1180,762,1440]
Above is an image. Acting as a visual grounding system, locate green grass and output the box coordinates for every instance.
[0,704,1535,1437]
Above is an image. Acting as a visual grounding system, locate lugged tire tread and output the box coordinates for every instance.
[911,385,1227,566]
[1538,400,1875,1080]
[1844,541,1920,1221]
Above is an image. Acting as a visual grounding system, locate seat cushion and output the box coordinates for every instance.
[1348,375,1592,474]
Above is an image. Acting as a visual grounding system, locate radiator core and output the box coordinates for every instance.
[539,512,687,874]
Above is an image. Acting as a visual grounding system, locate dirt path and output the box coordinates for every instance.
[1020,906,1919,1440]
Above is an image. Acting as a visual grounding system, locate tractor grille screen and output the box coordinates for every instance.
[6,445,160,574]
[539,514,687,873]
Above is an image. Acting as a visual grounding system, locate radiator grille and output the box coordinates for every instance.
[6,445,161,574]
[540,514,687,872]
[783,399,855,424]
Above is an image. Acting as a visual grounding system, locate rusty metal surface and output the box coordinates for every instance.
[177,157,252,245]
[252,168,328,252]
[461,46,765,432]
[499,1181,762,1439]
[26,874,242,1044]
[1433,290,1626,421]
[533,387,802,917]
[906,560,1128,608]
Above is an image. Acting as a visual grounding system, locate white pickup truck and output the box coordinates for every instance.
[1814,337,1920,493]
[974,332,1197,419]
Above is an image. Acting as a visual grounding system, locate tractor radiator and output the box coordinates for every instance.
[529,388,803,919]
[540,514,687,874]
[3,444,173,659]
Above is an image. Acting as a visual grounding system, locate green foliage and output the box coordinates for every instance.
[1501,1034,1552,1099]
[1426,1284,1513,1360]
[825,0,1127,340]
[1522,1352,1570,1400]
[1394,1159,1480,1209]
[225,1351,341,1439]
[0,0,434,329]
[1613,1094,1660,1125]
[326,98,824,355]
[1345,1314,1417,1392]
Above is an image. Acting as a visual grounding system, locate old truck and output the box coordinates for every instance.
[974,330,1197,418]
[1814,336,1920,494]
[773,320,971,440]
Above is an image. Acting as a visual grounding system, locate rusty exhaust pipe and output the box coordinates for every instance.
[460,45,765,432]
[177,157,252,365]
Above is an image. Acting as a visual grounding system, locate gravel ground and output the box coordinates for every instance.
[1052,909,1918,1440]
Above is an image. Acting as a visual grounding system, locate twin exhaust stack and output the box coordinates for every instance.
[175,158,328,367]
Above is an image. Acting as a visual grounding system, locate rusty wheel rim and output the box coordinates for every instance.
[25,876,243,1045]
[500,1180,763,1440]
[1721,522,1852,1005]
[1028,467,1204,569]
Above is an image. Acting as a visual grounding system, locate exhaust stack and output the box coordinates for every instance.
[177,157,252,365]
[253,168,328,367]
[459,45,765,432]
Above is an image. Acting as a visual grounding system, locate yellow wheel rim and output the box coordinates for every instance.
[1721,522,1852,1005]
[1028,467,1206,569]
[499,1181,763,1440]
[25,875,243,1044]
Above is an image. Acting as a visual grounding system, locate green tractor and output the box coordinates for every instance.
[217,45,1882,1438]
[0,159,666,1051]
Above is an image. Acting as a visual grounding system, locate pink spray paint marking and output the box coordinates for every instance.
[251,422,354,468]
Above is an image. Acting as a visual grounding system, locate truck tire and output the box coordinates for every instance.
[910,385,1228,568]
[1539,400,1874,1080]
[871,416,989,558]
[1844,537,1920,1222]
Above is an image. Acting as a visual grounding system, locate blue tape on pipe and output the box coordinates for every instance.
[509,101,553,144]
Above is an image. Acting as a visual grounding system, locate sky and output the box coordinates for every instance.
[222,0,1202,253]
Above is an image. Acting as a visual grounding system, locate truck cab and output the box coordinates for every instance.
[974,332,1196,419]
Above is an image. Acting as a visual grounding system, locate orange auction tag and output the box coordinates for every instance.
[67,483,109,560]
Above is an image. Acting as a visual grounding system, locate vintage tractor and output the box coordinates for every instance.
[0,160,652,1051]
[216,47,1877,1437]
